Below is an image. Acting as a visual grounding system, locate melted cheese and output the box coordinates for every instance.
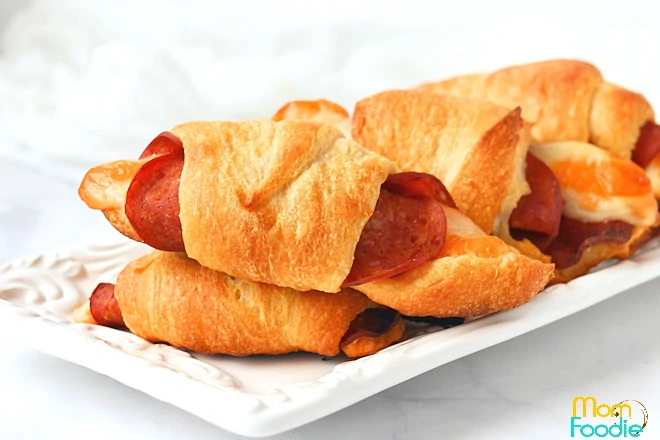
[78,159,145,210]
[531,142,658,226]
[646,155,660,199]
[442,205,516,258]
[444,206,486,238]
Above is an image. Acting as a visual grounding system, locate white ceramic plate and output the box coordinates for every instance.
[1,238,660,437]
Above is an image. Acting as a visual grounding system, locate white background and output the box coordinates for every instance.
[0,0,659,438]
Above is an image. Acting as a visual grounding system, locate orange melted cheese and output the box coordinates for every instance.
[531,142,658,226]
[78,159,145,210]
[440,206,513,257]
[549,158,651,198]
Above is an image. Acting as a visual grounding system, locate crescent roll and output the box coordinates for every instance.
[354,205,554,317]
[349,90,551,261]
[418,59,660,199]
[81,120,436,293]
[528,141,659,282]
[84,251,405,358]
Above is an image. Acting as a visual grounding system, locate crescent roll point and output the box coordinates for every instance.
[88,251,405,358]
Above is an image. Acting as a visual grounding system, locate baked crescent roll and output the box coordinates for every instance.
[349,89,552,261]
[354,205,554,317]
[82,251,405,358]
[174,121,395,293]
[527,141,659,282]
[83,120,463,294]
[418,59,660,199]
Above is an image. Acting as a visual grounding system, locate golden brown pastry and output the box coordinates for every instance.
[80,120,410,293]
[175,121,394,293]
[86,251,405,358]
[272,99,352,137]
[354,204,554,317]
[418,59,660,202]
[350,89,545,259]
[418,59,654,159]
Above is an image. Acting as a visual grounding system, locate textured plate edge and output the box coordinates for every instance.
[0,238,659,437]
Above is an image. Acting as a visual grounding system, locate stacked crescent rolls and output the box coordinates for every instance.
[78,58,658,359]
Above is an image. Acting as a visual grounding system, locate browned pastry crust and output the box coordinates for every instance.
[78,120,397,293]
[352,90,534,254]
[354,207,554,318]
[589,82,655,159]
[115,251,404,357]
[173,120,395,293]
[418,59,655,159]
[272,99,352,137]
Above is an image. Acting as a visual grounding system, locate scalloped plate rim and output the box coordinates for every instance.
[1,237,659,437]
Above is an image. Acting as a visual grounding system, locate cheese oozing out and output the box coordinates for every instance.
[78,159,145,211]
[645,154,660,199]
[530,142,658,226]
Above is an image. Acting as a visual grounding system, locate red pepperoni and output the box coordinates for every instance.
[382,172,457,208]
[89,283,125,328]
[125,152,185,252]
[509,153,564,251]
[632,121,660,169]
[139,132,184,159]
[342,188,447,287]
[546,217,634,269]
[340,308,399,347]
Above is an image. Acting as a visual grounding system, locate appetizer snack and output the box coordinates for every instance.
[527,142,658,282]
[271,100,555,313]
[275,91,658,283]
[83,251,405,358]
[355,203,554,318]
[350,90,554,262]
[80,120,455,293]
[418,59,660,199]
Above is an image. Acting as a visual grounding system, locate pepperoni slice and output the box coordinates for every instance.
[125,152,185,252]
[382,172,457,208]
[342,188,447,287]
[546,217,634,269]
[632,121,660,169]
[139,132,184,159]
[510,153,564,251]
[340,308,400,347]
[89,283,125,328]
